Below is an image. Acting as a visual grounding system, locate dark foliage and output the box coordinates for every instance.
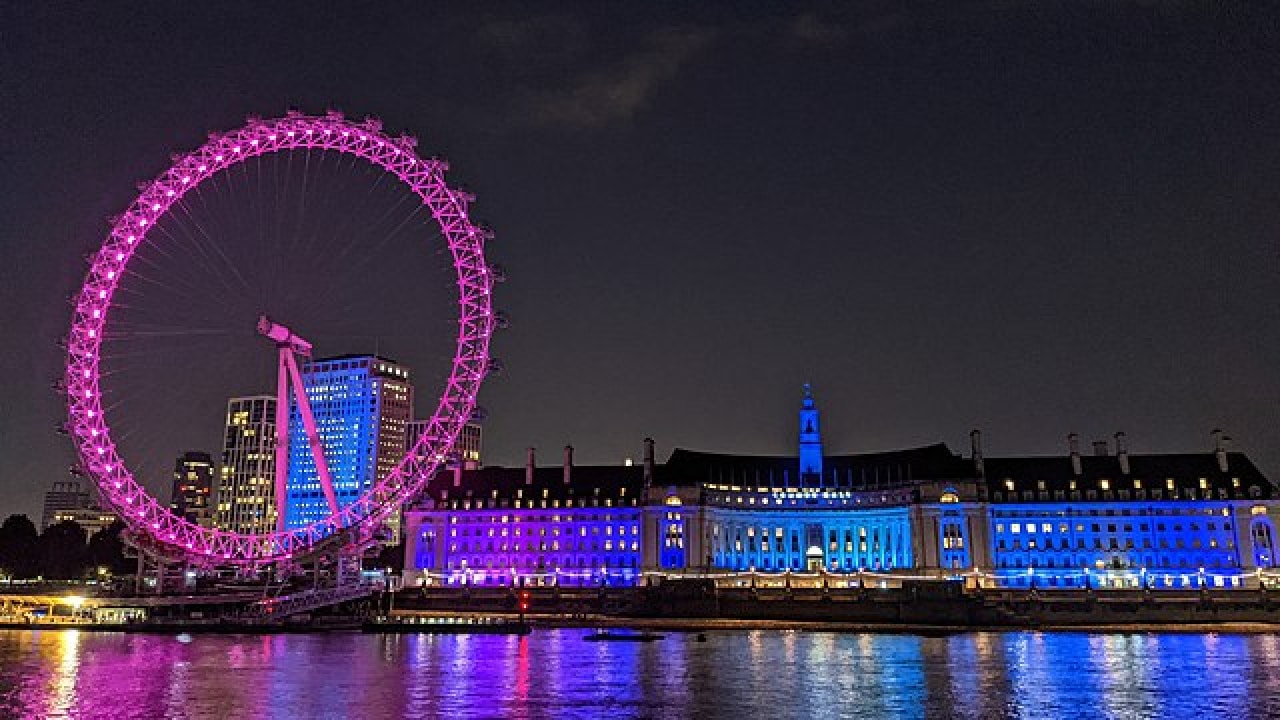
[0,514,39,579]
[86,521,132,577]
[370,543,404,574]
[38,520,88,580]
[0,515,131,580]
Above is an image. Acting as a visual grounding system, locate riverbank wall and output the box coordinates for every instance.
[396,580,1280,628]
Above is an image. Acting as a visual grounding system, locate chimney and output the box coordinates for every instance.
[1092,440,1109,457]
[1115,432,1130,475]
[525,447,536,486]
[1068,433,1082,476]
[643,438,655,487]
[563,445,574,485]
[1213,430,1230,473]
[970,429,984,477]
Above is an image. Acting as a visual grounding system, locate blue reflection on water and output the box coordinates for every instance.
[2,629,1278,719]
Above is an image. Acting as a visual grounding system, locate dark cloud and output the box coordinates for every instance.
[528,27,717,129]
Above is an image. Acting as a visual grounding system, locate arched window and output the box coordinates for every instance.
[1252,519,1276,568]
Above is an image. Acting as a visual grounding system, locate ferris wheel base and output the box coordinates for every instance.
[120,523,391,595]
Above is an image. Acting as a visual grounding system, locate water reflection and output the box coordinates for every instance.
[1,629,1278,719]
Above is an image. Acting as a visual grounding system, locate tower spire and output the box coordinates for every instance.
[799,384,823,483]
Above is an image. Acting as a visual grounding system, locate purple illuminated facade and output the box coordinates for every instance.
[403,445,655,587]
[64,112,495,568]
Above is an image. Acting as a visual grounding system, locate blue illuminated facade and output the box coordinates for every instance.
[981,433,1278,589]
[283,355,412,529]
[402,389,1280,590]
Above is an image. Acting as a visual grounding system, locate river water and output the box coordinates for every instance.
[0,628,1277,719]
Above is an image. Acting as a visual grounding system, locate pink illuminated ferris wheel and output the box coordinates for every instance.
[64,111,495,568]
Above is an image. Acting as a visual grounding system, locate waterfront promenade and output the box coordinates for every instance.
[8,577,1280,633]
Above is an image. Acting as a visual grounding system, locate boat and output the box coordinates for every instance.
[583,630,664,642]
[362,615,531,635]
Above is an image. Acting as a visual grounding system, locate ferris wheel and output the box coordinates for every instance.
[63,111,497,569]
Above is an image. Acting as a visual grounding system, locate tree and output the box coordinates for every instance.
[0,514,39,579]
[371,543,404,574]
[38,520,88,580]
[86,521,132,577]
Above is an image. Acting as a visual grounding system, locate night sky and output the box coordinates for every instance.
[2,2,1279,520]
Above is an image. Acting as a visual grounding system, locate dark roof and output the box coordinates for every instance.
[423,463,645,503]
[417,444,1276,507]
[658,444,973,489]
[309,354,402,365]
[984,452,1273,502]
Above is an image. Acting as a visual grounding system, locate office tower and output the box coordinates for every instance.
[282,356,412,530]
[213,395,278,535]
[171,451,215,527]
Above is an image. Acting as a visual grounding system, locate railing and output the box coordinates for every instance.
[246,583,373,620]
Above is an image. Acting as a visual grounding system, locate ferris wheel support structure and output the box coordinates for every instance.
[257,315,341,533]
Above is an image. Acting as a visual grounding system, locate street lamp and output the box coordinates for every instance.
[65,595,85,621]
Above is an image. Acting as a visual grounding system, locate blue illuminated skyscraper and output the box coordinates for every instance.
[283,355,412,530]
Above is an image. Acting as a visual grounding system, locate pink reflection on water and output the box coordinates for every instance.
[4,628,1280,718]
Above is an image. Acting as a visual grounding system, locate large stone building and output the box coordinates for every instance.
[402,389,1280,590]
[408,420,483,469]
[49,506,120,540]
[41,479,91,531]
